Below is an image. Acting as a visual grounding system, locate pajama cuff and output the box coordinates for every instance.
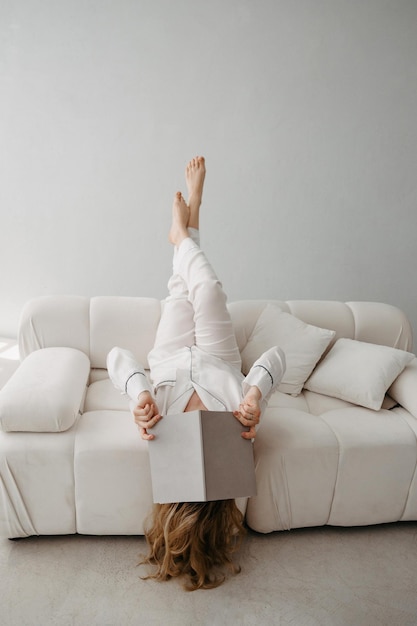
[126,371,153,402]
[173,236,200,275]
[244,365,275,399]
[244,346,286,400]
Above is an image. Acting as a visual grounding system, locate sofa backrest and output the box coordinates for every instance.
[228,300,413,353]
[18,296,413,369]
[18,296,161,369]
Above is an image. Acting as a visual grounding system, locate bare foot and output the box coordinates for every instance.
[168,192,190,246]
[185,156,205,229]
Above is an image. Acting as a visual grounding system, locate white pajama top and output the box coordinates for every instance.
[107,344,286,417]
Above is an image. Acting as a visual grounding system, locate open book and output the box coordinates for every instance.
[148,410,257,503]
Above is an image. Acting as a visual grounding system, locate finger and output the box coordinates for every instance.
[233,412,252,428]
[135,404,159,422]
[150,412,162,426]
[140,427,155,441]
[143,404,156,420]
[239,408,259,423]
[241,425,256,440]
[241,402,260,418]
[234,410,259,427]
[242,399,255,410]
[134,413,162,429]
[133,403,152,419]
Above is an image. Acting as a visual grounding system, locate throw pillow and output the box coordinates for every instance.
[241,304,335,395]
[304,338,415,410]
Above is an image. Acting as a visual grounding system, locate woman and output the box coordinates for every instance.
[107,156,285,590]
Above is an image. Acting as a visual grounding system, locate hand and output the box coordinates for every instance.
[131,391,162,441]
[233,386,261,440]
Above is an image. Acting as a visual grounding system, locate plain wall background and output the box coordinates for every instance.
[1,0,416,342]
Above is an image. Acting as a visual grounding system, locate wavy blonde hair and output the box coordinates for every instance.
[140,500,246,591]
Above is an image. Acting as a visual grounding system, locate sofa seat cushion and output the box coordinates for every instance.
[84,381,398,420]
[84,378,131,413]
[247,407,340,533]
[74,411,154,534]
[321,407,417,526]
[248,404,417,533]
[0,426,77,537]
[392,407,417,521]
[265,389,396,417]
[303,390,397,415]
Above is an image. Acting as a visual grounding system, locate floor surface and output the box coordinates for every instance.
[1,522,417,626]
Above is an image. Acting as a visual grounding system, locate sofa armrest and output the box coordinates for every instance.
[0,347,90,432]
[389,357,417,418]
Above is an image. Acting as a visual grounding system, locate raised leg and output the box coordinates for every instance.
[150,191,197,361]
[175,237,242,369]
[152,157,241,371]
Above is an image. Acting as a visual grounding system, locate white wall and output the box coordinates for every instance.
[1,0,416,342]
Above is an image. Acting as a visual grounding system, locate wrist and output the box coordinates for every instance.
[246,385,262,401]
[138,390,153,403]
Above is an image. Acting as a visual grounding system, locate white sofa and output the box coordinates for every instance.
[0,296,416,538]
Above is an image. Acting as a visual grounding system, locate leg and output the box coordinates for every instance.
[175,236,242,369]
[168,158,241,369]
[154,157,241,370]
[150,276,195,360]
[150,202,194,360]
[150,181,203,360]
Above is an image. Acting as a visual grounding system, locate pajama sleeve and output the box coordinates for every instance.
[243,346,286,401]
[107,347,153,402]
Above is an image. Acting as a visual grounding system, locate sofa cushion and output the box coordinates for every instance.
[0,348,90,432]
[74,410,153,534]
[0,426,77,536]
[321,407,417,526]
[89,297,161,369]
[241,304,335,395]
[305,338,415,410]
[247,407,340,532]
[84,378,131,413]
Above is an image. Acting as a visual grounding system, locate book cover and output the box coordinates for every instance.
[148,410,257,504]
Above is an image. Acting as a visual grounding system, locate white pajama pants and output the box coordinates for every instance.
[148,230,242,374]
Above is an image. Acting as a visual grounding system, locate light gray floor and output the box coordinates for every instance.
[1,522,417,626]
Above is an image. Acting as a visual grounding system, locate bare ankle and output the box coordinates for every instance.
[168,192,190,246]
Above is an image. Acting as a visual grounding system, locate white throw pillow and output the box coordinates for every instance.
[241,304,335,395]
[304,338,415,410]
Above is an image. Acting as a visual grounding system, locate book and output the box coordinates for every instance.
[148,410,257,503]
